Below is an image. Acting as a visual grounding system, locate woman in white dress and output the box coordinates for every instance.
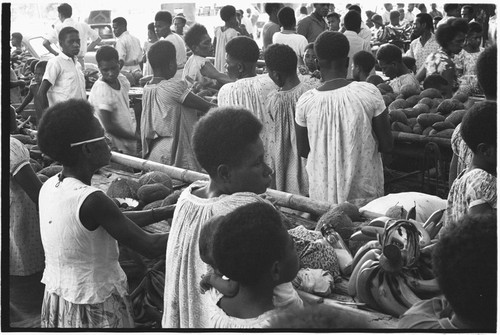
[295,31,393,205]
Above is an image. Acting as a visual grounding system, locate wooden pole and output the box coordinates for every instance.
[110,152,334,216]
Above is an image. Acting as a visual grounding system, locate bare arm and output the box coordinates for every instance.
[372,109,394,153]
[123,205,175,228]
[42,39,59,56]
[415,65,426,83]
[80,192,168,258]
[199,61,234,85]
[13,164,43,205]
[37,79,52,111]
[15,89,34,114]
[98,108,138,141]
[87,36,102,52]
[183,91,217,113]
[469,202,495,216]
[295,122,310,158]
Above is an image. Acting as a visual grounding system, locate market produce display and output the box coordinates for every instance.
[380,84,475,139]
[347,214,444,318]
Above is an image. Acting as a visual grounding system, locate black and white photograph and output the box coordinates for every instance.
[3,0,497,331]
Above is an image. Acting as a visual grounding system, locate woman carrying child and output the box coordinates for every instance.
[140,40,216,172]
[162,107,302,328]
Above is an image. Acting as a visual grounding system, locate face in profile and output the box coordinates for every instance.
[226,137,273,195]
[303,48,317,72]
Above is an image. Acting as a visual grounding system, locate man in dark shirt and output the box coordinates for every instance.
[297,3,329,42]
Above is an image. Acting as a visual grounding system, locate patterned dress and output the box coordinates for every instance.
[443,168,497,231]
[423,48,458,91]
[140,79,203,172]
[218,75,278,171]
[451,123,473,177]
[389,73,421,94]
[266,81,318,196]
[295,82,386,204]
[454,48,484,95]
[9,137,44,276]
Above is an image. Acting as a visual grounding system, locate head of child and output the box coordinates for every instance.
[464,21,482,52]
[11,32,23,48]
[148,40,177,79]
[376,43,405,79]
[432,213,496,330]
[352,50,376,81]
[220,5,238,26]
[192,107,273,195]
[224,36,260,80]
[184,24,212,58]
[314,31,350,77]
[96,46,120,84]
[344,10,362,34]
[303,43,318,73]
[277,6,296,30]
[37,99,110,168]
[460,101,496,175]
[423,74,452,98]
[327,12,340,31]
[199,215,224,267]
[147,22,157,42]
[58,26,80,58]
[212,202,299,294]
[477,45,497,100]
[402,56,416,73]
[154,11,173,38]
[264,43,297,88]
[33,60,47,84]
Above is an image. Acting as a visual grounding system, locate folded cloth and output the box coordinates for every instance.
[292,268,334,297]
[288,226,341,281]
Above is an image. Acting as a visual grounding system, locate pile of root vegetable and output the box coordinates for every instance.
[378,83,477,138]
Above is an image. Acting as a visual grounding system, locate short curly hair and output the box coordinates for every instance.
[435,18,469,48]
[314,31,349,62]
[467,21,482,34]
[460,101,496,153]
[225,36,260,63]
[155,11,172,25]
[353,50,376,74]
[58,26,78,43]
[96,45,118,63]
[37,99,97,166]
[423,73,449,90]
[376,43,403,63]
[57,3,72,18]
[112,17,127,28]
[344,10,361,31]
[432,213,497,329]
[416,13,434,33]
[264,43,297,75]
[277,6,295,28]
[192,106,263,176]
[265,3,282,15]
[220,5,236,22]
[476,44,497,99]
[213,202,288,285]
[184,24,209,50]
[148,40,176,69]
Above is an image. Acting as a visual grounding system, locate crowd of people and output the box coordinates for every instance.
[8,1,497,330]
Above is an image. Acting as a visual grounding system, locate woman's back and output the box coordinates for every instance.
[296,81,386,204]
[39,176,127,304]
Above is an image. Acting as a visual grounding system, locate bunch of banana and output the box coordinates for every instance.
[348,219,441,317]
[130,267,165,324]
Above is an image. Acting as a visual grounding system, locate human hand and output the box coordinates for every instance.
[199,273,213,294]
